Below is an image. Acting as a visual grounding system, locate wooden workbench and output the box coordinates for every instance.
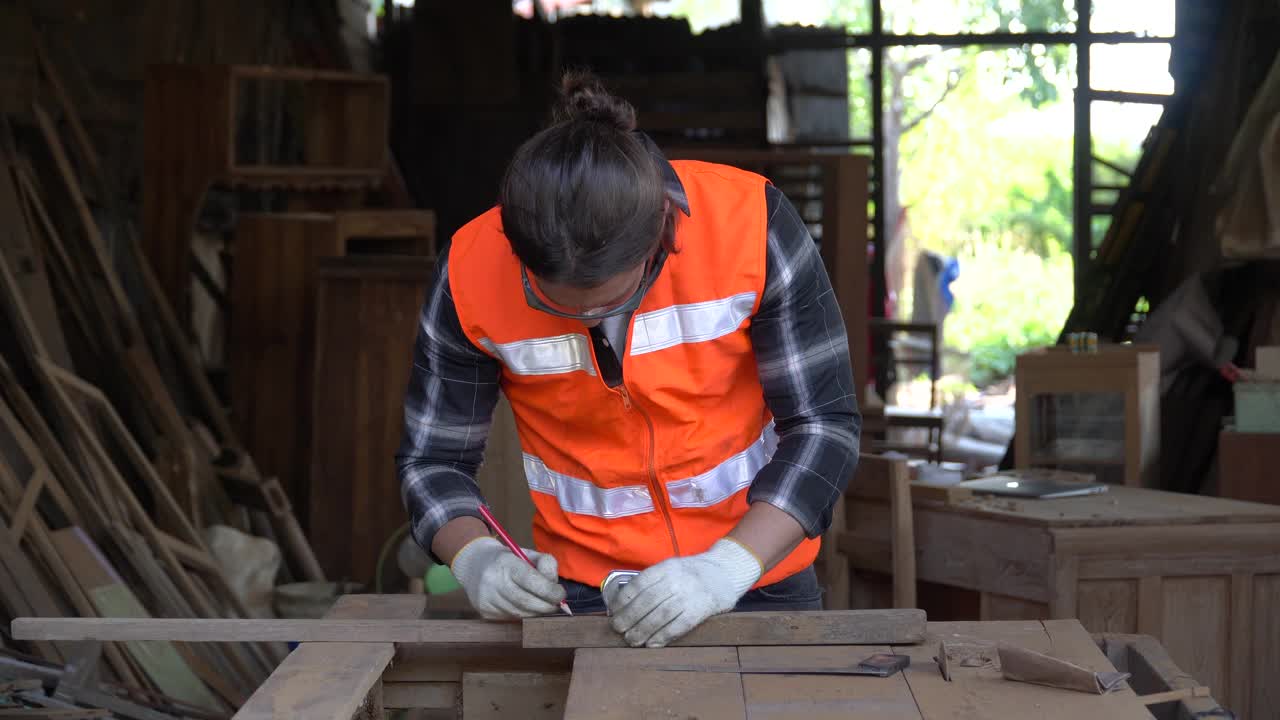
[840,484,1280,718]
[190,595,1215,719]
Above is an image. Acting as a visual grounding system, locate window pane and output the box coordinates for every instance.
[1090,44,1173,95]
[1091,0,1174,36]
[1089,100,1164,252]
[766,0,871,34]
[881,0,1077,34]
[885,47,1075,389]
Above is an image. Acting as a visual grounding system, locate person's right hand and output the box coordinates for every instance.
[449,536,567,619]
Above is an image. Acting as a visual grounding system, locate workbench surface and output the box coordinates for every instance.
[564,619,1149,719]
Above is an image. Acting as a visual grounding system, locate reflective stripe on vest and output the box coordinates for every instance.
[524,424,778,517]
[478,334,597,377]
[630,291,757,356]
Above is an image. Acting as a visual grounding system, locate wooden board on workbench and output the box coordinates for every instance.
[893,620,1147,719]
[462,672,570,720]
[564,647,746,720]
[524,610,926,648]
[235,594,426,720]
[941,484,1280,528]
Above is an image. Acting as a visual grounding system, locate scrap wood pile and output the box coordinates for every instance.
[0,37,325,719]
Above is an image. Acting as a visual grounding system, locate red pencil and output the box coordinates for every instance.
[477,504,573,616]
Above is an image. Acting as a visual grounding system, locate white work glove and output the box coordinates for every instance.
[605,538,763,648]
[450,537,567,619]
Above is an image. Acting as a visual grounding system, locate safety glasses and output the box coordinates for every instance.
[521,247,669,321]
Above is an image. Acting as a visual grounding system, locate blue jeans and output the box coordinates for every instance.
[561,564,824,615]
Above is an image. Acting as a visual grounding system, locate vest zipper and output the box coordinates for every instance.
[616,384,680,557]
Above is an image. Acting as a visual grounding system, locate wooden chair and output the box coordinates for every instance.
[864,320,944,463]
[824,454,916,610]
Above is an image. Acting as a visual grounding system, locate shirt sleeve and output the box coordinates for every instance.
[395,246,502,560]
[747,184,862,538]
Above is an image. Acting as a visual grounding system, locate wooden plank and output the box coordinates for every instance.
[0,139,72,369]
[1250,574,1280,719]
[461,672,569,720]
[893,620,1148,719]
[1138,686,1210,705]
[382,681,457,709]
[0,518,67,662]
[889,463,916,609]
[1228,573,1252,715]
[310,257,438,583]
[13,618,521,645]
[235,594,426,720]
[1049,554,1079,619]
[6,468,44,540]
[35,360,276,681]
[1136,576,1163,638]
[47,527,223,712]
[230,213,343,522]
[562,647,745,720]
[1076,580,1138,633]
[523,610,926,649]
[737,645,919,719]
[1160,576,1229,703]
[979,593,1048,622]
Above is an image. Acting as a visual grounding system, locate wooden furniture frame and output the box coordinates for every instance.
[864,319,945,462]
[841,484,1280,717]
[143,64,391,320]
[663,148,871,405]
[827,454,915,610]
[12,598,1209,719]
[1015,345,1160,487]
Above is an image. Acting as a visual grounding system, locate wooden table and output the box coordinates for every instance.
[564,619,1151,719]
[840,484,1280,718]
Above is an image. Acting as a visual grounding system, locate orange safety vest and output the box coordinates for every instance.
[448,160,821,588]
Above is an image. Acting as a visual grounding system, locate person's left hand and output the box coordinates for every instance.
[604,538,763,648]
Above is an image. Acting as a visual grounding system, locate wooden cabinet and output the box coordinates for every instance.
[842,485,1280,718]
[1015,345,1160,487]
[144,64,390,319]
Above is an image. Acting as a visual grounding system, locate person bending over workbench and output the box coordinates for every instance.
[395,71,861,648]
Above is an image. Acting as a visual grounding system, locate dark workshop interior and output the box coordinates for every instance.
[0,0,1278,717]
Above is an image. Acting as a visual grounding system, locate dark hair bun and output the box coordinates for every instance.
[553,70,636,131]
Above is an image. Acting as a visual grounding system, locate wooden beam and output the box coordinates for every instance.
[523,610,926,649]
[1139,685,1211,705]
[12,618,522,645]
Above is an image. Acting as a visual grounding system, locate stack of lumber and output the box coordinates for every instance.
[0,36,325,718]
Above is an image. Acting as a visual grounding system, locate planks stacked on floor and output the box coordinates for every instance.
[0,32,326,719]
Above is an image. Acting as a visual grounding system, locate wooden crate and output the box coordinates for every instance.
[143,64,390,319]
[662,148,870,404]
[1015,345,1161,487]
[840,485,1280,718]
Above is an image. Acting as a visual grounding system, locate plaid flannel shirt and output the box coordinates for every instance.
[396,150,861,560]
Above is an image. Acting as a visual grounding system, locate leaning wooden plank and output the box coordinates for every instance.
[13,618,521,645]
[524,610,927,648]
[235,594,426,720]
[47,527,224,713]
